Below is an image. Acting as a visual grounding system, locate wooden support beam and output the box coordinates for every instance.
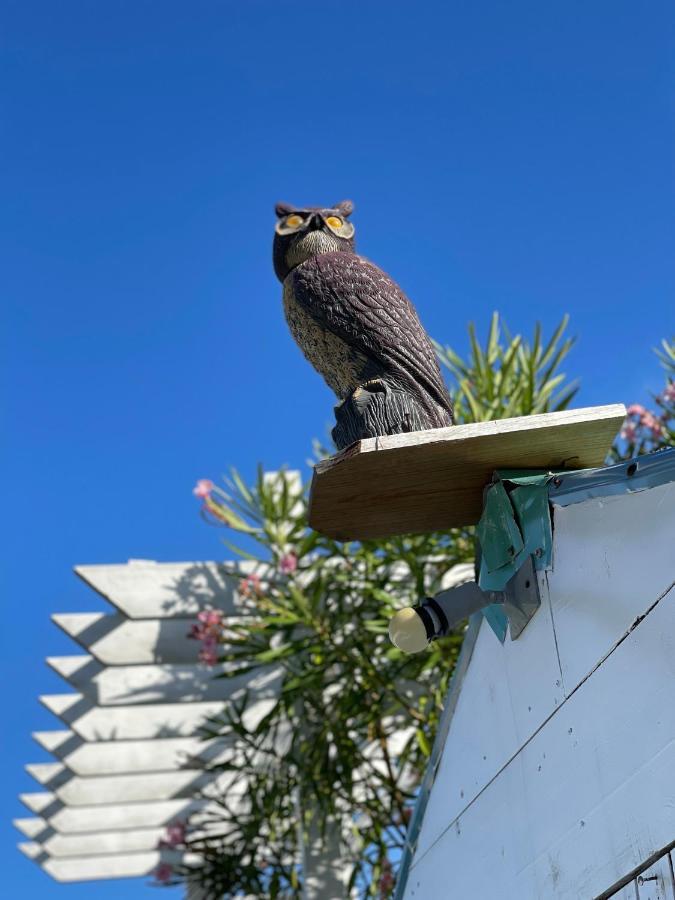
[309,405,626,540]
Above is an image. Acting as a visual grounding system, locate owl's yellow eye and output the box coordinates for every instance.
[285,214,304,228]
[326,216,343,230]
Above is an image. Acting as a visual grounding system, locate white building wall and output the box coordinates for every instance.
[404,479,675,899]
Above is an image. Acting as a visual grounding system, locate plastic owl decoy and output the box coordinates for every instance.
[273,200,454,449]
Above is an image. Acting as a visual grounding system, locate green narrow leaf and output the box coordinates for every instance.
[538,314,570,371]
[416,728,431,758]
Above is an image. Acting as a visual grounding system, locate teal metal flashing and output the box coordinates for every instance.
[548,446,675,506]
[476,470,554,640]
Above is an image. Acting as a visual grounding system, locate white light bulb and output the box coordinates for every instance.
[388,607,429,654]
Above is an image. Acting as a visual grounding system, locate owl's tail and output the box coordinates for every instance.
[332,379,453,449]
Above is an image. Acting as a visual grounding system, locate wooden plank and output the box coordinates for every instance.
[51,613,205,665]
[32,731,77,756]
[32,733,230,775]
[49,798,211,834]
[19,822,229,858]
[51,769,239,807]
[39,695,229,740]
[309,404,625,540]
[44,660,281,708]
[404,584,675,899]
[20,793,57,815]
[74,559,260,619]
[25,763,70,789]
[23,848,195,882]
[14,818,48,839]
[23,827,167,858]
[45,656,280,706]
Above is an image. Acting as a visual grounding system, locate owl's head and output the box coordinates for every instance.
[273,200,355,281]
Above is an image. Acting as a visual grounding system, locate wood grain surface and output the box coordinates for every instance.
[309,404,626,540]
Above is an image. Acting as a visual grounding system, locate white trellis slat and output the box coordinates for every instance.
[17,473,366,889]
[16,541,296,885]
[74,559,259,619]
[45,655,281,706]
[18,846,198,882]
[16,821,229,858]
[32,733,231,775]
[52,613,208,665]
[38,694,227,740]
[39,798,214,834]
[27,768,243,807]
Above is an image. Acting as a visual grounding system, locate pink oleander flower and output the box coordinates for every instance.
[640,410,664,437]
[239,573,262,597]
[279,552,298,574]
[662,382,675,404]
[188,609,224,666]
[626,404,646,417]
[198,609,225,631]
[378,858,395,897]
[199,644,218,666]
[154,862,173,884]
[193,479,214,499]
[188,608,224,642]
[164,821,186,847]
[620,421,638,442]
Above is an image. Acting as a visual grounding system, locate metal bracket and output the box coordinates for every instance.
[501,556,541,639]
[420,556,541,643]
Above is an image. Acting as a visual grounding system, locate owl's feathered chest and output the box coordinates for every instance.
[282,274,369,399]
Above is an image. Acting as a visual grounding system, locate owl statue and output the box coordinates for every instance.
[273,200,454,450]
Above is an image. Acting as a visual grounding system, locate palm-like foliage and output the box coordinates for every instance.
[435,312,578,423]
[178,315,580,899]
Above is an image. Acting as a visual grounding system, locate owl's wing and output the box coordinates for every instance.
[291,253,453,417]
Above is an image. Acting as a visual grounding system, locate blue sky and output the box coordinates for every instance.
[2,1,674,896]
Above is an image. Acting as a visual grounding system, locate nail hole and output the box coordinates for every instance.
[525,580,531,588]
[626,462,637,476]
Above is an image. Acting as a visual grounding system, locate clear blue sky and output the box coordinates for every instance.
[2,1,673,896]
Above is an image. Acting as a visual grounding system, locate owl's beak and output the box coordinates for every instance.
[308,212,324,231]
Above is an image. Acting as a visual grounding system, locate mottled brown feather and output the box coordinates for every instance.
[290,252,453,425]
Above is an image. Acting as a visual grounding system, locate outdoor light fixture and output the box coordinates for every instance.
[388,557,541,653]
